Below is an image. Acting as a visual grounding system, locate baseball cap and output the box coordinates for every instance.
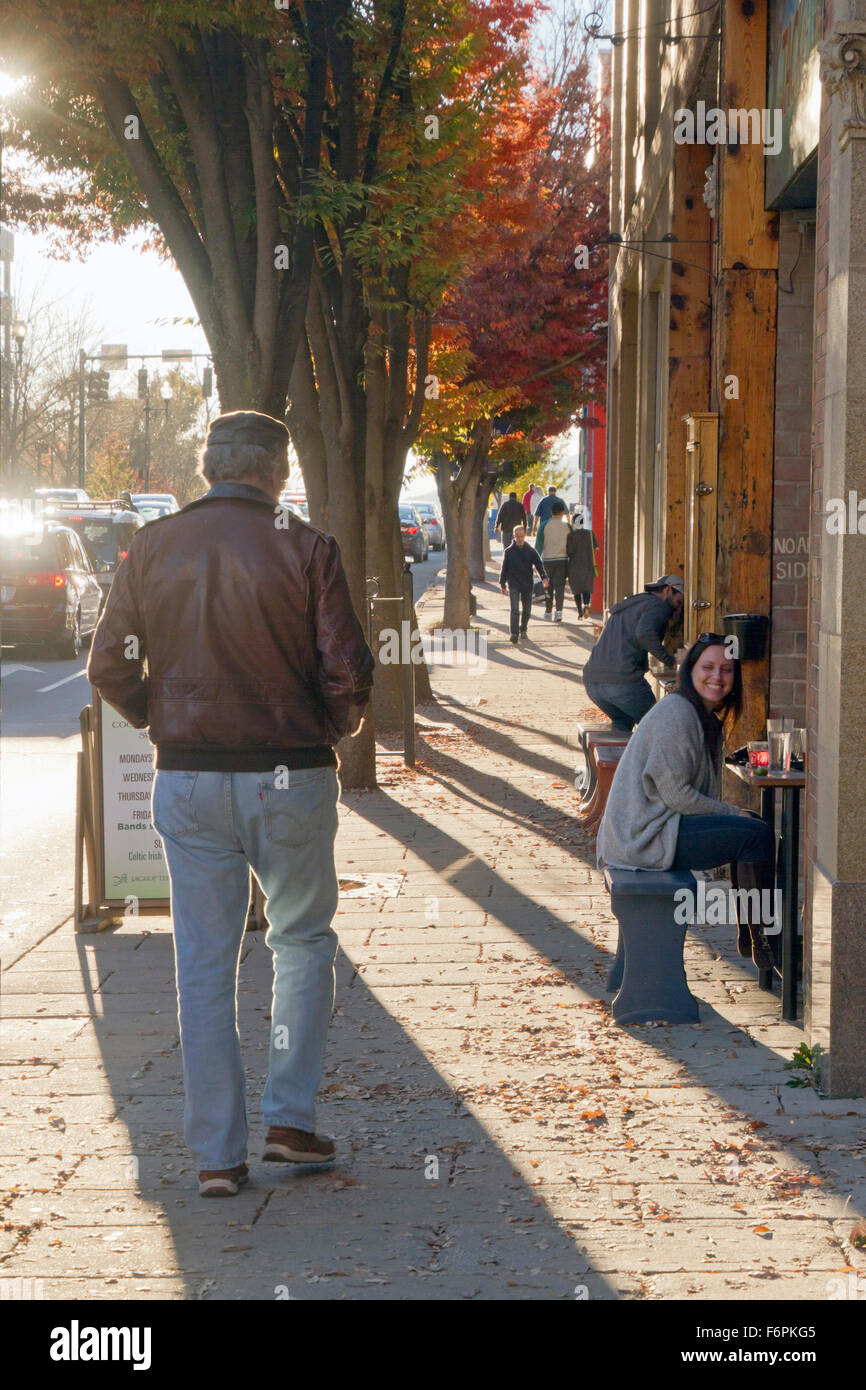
[645,574,684,593]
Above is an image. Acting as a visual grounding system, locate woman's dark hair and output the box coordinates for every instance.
[674,635,743,765]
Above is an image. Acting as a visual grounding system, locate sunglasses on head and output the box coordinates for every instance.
[696,632,727,644]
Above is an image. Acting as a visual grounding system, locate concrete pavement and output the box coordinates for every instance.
[1,562,865,1300]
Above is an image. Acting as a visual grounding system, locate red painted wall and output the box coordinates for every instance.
[588,403,606,615]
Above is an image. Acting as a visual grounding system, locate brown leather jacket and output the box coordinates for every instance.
[87,483,375,770]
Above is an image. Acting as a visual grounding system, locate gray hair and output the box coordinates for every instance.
[197,440,287,488]
[197,409,290,488]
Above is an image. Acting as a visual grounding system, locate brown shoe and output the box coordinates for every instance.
[263,1126,336,1165]
[737,923,752,958]
[198,1162,249,1197]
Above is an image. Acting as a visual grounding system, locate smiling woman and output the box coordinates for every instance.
[597,635,779,971]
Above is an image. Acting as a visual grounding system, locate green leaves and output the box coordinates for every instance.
[784,1042,822,1088]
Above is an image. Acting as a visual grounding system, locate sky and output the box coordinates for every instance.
[8,224,584,505]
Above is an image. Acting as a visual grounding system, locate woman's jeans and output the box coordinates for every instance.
[671,811,777,929]
[152,766,340,1170]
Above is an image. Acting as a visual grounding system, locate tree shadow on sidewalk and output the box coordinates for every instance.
[347,778,866,1243]
[1,918,628,1301]
[426,701,586,785]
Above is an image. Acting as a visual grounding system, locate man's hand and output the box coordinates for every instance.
[542,578,549,589]
[500,585,507,596]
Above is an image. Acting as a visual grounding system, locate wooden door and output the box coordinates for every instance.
[683,412,719,646]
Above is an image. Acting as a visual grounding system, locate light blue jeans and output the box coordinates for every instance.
[151,766,340,1171]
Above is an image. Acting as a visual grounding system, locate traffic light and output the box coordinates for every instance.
[87,369,110,403]
[137,368,149,398]
[202,366,213,398]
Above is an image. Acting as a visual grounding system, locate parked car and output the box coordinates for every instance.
[0,521,103,658]
[132,492,180,521]
[414,501,445,551]
[279,491,309,520]
[33,487,91,508]
[133,500,176,522]
[399,503,429,562]
[54,501,144,600]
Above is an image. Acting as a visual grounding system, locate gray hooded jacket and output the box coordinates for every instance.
[583,591,677,685]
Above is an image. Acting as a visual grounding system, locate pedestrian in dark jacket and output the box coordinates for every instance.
[499,524,547,642]
[582,574,684,730]
[89,410,375,1197]
[566,512,598,616]
[494,492,527,550]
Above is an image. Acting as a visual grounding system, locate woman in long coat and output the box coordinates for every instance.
[566,513,597,617]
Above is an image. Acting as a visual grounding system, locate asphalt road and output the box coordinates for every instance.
[0,545,446,968]
[1,649,90,967]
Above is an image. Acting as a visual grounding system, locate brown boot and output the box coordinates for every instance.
[263,1126,336,1164]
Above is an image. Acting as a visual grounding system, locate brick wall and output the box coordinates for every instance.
[769,212,816,725]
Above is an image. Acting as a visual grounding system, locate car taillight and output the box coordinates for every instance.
[26,571,67,588]
[403,525,418,535]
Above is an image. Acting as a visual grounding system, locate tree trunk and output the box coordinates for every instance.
[365,321,433,724]
[470,481,489,583]
[437,460,475,630]
[289,315,376,789]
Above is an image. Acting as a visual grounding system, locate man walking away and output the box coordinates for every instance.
[534,485,560,530]
[582,574,684,730]
[499,523,547,643]
[566,511,598,617]
[539,500,571,622]
[494,491,527,551]
[533,485,560,551]
[88,411,375,1198]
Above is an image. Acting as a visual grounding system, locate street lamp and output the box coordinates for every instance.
[12,315,26,366]
[9,316,26,485]
[160,379,173,422]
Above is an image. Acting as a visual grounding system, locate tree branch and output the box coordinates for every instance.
[153,34,248,334]
[94,72,214,337]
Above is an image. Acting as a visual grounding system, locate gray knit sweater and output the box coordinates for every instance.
[596,693,741,871]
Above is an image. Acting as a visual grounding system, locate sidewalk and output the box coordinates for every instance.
[2,562,865,1300]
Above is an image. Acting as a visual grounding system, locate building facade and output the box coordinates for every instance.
[604,0,866,1094]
